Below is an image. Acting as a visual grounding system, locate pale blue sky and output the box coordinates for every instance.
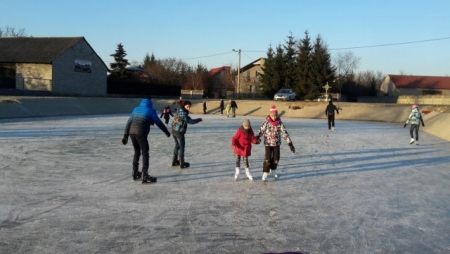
[2,0,449,76]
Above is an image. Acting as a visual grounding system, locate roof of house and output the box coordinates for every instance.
[209,66,230,76]
[240,57,264,73]
[389,74,450,90]
[0,37,107,69]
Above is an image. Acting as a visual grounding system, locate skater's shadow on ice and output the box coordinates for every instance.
[281,147,434,167]
[276,154,449,181]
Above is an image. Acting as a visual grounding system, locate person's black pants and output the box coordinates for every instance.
[410,124,420,140]
[328,115,335,129]
[263,146,280,173]
[130,134,149,174]
[163,117,169,125]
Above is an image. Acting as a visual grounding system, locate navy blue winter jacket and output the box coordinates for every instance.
[124,99,169,136]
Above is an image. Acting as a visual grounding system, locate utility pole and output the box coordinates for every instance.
[232,49,241,99]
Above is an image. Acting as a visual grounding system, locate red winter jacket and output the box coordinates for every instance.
[231,127,258,157]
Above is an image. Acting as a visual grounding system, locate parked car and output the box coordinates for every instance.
[273,88,296,101]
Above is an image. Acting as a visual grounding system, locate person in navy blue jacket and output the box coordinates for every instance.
[122,98,171,184]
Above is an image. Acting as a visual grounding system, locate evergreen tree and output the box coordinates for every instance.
[295,30,314,99]
[283,33,297,91]
[260,45,280,97]
[109,43,129,77]
[311,35,336,98]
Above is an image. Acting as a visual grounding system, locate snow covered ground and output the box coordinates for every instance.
[1,114,449,253]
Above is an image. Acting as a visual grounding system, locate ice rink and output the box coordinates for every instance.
[1,114,449,254]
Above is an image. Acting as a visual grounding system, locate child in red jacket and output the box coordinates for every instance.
[231,118,260,180]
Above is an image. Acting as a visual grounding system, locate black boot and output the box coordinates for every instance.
[132,163,142,180]
[172,156,180,166]
[180,157,190,169]
[142,173,157,184]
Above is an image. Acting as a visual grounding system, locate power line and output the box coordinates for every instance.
[330,36,450,50]
[181,51,233,60]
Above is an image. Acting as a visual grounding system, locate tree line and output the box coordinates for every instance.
[260,31,384,100]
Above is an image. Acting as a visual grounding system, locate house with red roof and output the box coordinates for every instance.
[379,75,450,96]
[209,66,232,98]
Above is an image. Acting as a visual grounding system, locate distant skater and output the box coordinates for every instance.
[219,99,224,115]
[325,99,339,131]
[160,105,174,125]
[203,101,207,114]
[404,104,425,145]
[230,100,238,117]
[225,101,232,118]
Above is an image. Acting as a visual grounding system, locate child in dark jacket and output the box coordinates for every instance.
[160,105,174,125]
[231,118,260,180]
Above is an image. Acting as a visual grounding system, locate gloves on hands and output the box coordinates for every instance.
[422,123,425,127]
[288,143,295,153]
[198,118,203,122]
[403,123,407,128]
[122,134,129,145]
[165,131,171,138]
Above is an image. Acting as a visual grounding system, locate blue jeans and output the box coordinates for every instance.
[173,133,185,159]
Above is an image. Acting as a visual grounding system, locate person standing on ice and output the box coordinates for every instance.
[231,118,260,181]
[404,104,425,145]
[171,100,202,168]
[219,99,224,115]
[160,104,174,125]
[122,98,171,184]
[325,99,339,131]
[256,105,295,181]
[230,99,238,117]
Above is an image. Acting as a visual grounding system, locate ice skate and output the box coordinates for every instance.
[269,169,278,179]
[180,158,190,169]
[410,138,415,144]
[245,168,253,181]
[234,167,240,181]
[171,156,180,166]
[262,172,269,182]
[331,127,335,132]
[416,141,419,145]
[133,171,142,180]
[142,174,157,184]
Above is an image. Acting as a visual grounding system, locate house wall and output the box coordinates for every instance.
[16,63,52,91]
[52,39,107,96]
[239,65,263,93]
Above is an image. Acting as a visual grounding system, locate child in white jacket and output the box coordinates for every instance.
[403,104,425,145]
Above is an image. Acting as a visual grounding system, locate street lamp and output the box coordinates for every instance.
[232,49,241,99]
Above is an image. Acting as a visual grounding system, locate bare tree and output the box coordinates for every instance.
[0,26,27,37]
[333,51,360,79]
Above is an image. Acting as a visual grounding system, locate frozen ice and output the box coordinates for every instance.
[1,114,450,253]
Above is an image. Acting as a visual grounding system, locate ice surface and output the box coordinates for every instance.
[1,114,450,253]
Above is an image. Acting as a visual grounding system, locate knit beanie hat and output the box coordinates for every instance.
[269,105,277,113]
[242,118,250,127]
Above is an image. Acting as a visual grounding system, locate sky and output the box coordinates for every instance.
[1,0,450,76]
